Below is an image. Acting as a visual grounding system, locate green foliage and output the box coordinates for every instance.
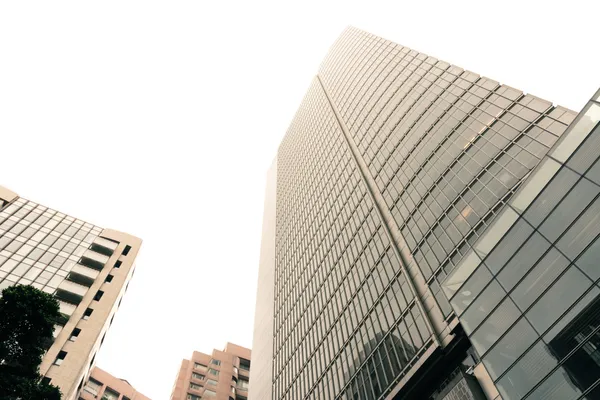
[0,285,63,400]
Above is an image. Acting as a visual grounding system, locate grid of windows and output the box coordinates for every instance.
[319,27,576,323]
[275,80,431,399]
[269,27,579,400]
[444,92,600,399]
[0,197,102,293]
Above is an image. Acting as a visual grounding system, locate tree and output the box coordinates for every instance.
[0,284,62,400]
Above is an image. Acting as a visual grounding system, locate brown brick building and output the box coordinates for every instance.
[80,367,151,400]
[170,343,251,400]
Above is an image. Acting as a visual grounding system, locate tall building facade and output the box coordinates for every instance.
[170,343,251,400]
[252,26,600,399]
[0,185,141,400]
[80,366,151,400]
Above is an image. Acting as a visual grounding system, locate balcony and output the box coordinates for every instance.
[55,280,88,304]
[90,237,118,256]
[71,263,100,280]
[80,250,109,271]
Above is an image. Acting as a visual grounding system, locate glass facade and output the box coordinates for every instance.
[444,93,600,399]
[253,26,596,400]
[0,197,103,295]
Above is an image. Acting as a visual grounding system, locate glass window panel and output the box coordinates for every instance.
[551,103,600,162]
[483,317,538,379]
[539,178,600,243]
[527,367,583,400]
[474,207,519,258]
[451,265,493,315]
[511,248,570,311]
[470,296,519,355]
[523,166,579,227]
[575,236,600,281]
[497,232,551,292]
[544,287,600,347]
[496,341,558,400]
[442,251,482,299]
[462,279,506,335]
[557,196,600,262]
[527,266,592,334]
[485,219,534,274]
[511,157,561,213]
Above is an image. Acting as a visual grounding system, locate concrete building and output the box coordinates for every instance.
[80,367,150,400]
[0,185,141,400]
[170,343,251,400]
[251,26,600,399]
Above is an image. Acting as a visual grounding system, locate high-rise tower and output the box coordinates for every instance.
[170,343,251,400]
[251,27,600,399]
[0,185,141,400]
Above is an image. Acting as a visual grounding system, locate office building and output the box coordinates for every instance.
[170,343,251,400]
[80,366,151,400]
[0,185,141,400]
[251,26,600,399]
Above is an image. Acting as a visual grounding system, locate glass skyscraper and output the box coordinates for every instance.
[251,27,600,399]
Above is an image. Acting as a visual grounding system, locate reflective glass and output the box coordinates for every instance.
[497,232,551,292]
[484,219,534,274]
[474,207,519,258]
[511,157,561,213]
[575,236,600,281]
[527,367,582,400]
[557,195,600,262]
[511,248,569,311]
[470,294,519,354]
[539,178,600,243]
[552,103,600,162]
[442,251,482,298]
[483,317,537,379]
[523,166,579,228]
[526,266,592,334]
[451,265,493,315]
[496,341,558,400]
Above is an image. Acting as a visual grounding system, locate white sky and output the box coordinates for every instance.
[0,1,598,398]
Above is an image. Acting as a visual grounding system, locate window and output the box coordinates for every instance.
[239,358,251,371]
[114,260,122,269]
[105,274,113,283]
[122,245,131,256]
[82,308,93,320]
[194,363,208,372]
[101,387,120,400]
[210,358,221,366]
[93,290,104,301]
[204,389,217,397]
[192,372,204,381]
[237,377,249,390]
[69,328,81,342]
[189,383,202,391]
[206,379,218,386]
[54,351,67,366]
[83,378,101,396]
[187,395,200,400]
[208,368,219,376]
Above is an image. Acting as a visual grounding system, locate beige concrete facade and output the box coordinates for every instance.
[0,185,142,400]
[170,343,251,400]
[79,366,151,400]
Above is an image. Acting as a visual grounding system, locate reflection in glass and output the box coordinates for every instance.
[443,251,482,298]
[496,342,558,400]
[511,157,561,213]
[527,267,591,334]
[483,317,537,379]
[469,292,517,353]
[474,206,519,258]
[552,103,600,162]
